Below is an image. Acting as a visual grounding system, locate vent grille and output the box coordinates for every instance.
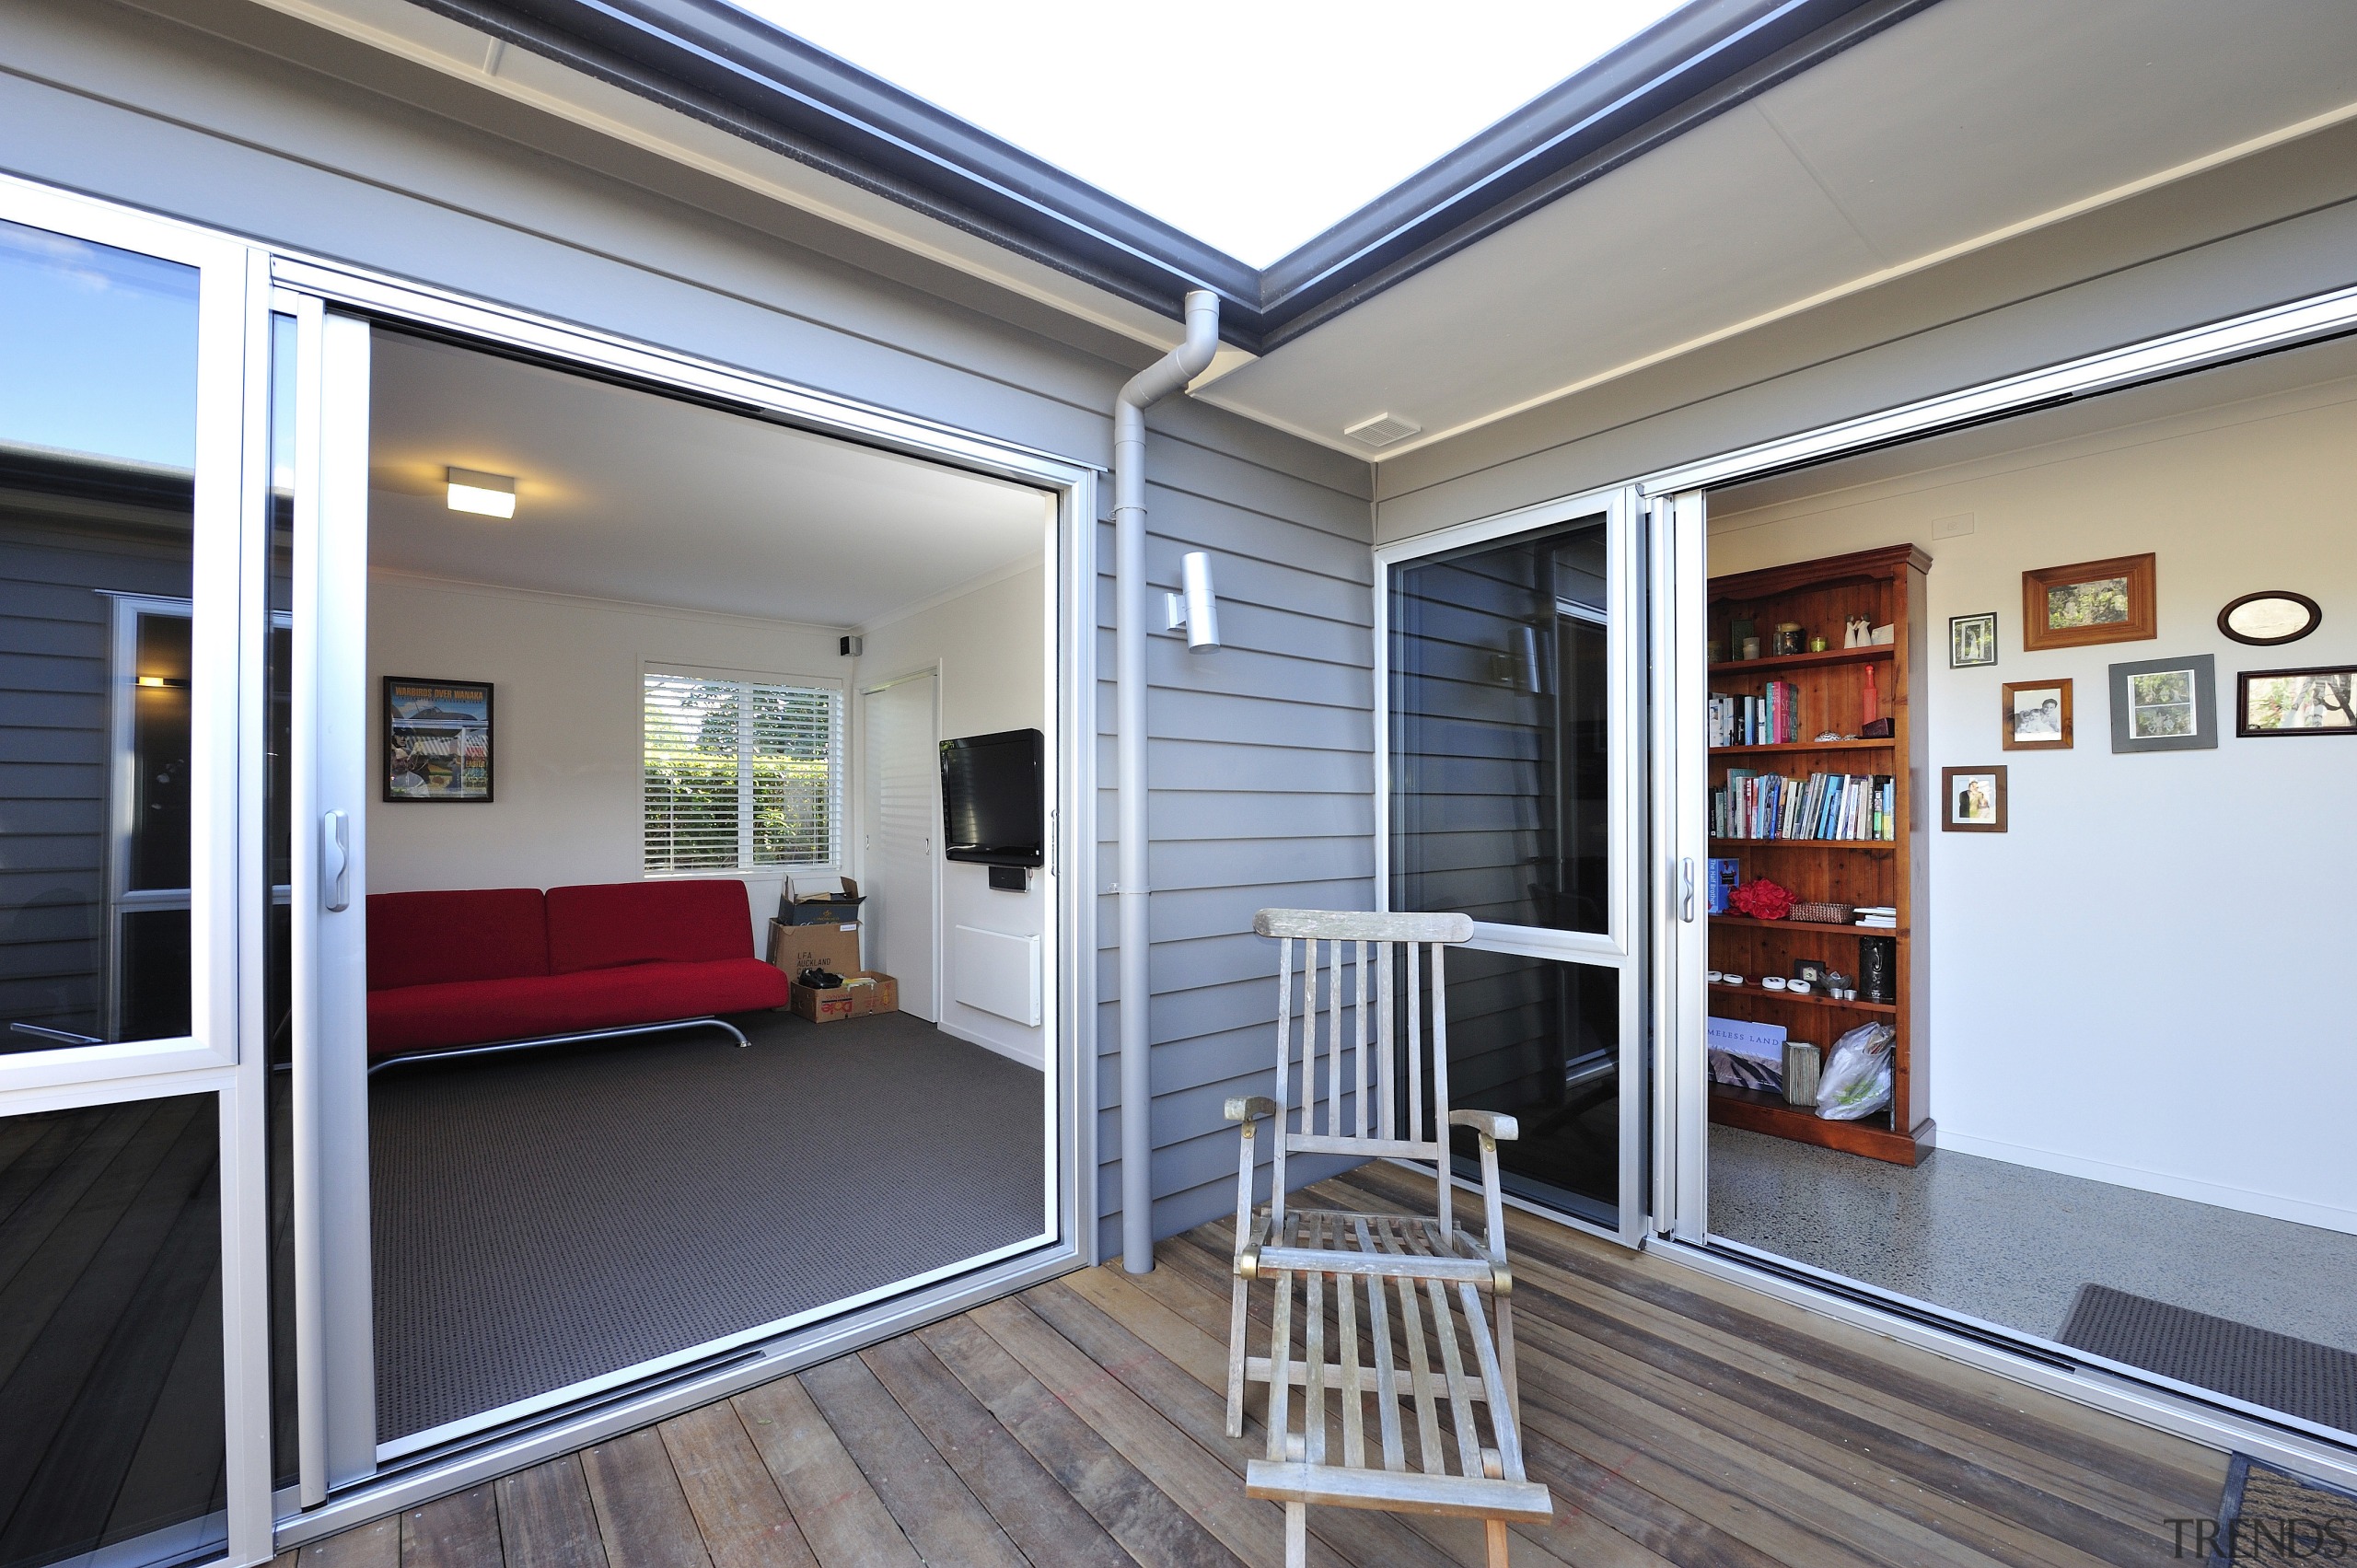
[1343,412,1422,449]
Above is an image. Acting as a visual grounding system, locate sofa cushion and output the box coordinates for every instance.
[544,879,755,972]
[367,888,549,992]
[366,958,789,1057]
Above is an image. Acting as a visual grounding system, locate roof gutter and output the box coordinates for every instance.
[1117,289,1221,1273]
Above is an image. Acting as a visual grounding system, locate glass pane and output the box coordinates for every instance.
[1440,948,1620,1224]
[0,1094,226,1568]
[1391,515,1609,933]
[261,313,298,1489]
[0,217,198,1052]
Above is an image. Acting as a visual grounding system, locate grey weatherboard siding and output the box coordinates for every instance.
[0,0,1379,1259]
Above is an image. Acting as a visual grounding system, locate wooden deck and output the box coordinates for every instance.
[284,1162,2230,1567]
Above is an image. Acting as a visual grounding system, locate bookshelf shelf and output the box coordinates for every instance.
[1710,738,1893,755]
[1708,645,1894,677]
[1710,981,1897,1015]
[1707,543,1932,1167]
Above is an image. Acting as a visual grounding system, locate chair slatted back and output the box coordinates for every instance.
[1252,909,1475,1231]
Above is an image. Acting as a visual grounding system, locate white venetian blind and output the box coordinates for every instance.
[644,669,841,872]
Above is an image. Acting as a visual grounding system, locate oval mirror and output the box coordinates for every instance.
[2218,590,2321,645]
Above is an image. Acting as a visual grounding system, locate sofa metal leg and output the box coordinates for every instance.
[368,1016,749,1074]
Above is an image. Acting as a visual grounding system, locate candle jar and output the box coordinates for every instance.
[1774,623,1805,656]
[1808,636,1829,653]
[1740,637,1761,660]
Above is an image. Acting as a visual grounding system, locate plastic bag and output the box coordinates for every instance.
[1816,1020,1896,1121]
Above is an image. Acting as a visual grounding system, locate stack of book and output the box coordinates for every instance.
[1854,905,1898,929]
[1708,681,1802,747]
[1712,771,1897,841]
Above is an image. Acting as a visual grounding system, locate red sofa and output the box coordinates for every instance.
[366,878,789,1063]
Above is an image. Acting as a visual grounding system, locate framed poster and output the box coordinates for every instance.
[2107,654,2216,753]
[2001,679,2073,750]
[384,677,494,801]
[2236,666,2356,737]
[2023,552,2156,651]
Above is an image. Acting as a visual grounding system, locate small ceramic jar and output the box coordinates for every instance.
[1763,976,1789,991]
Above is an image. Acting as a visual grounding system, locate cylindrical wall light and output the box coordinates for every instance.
[1163,550,1222,651]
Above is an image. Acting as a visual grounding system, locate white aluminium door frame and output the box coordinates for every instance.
[1372,482,1651,1247]
[262,246,1102,1546]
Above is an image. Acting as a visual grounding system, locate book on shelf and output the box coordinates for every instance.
[1709,680,1802,747]
[1706,858,1739,915]
[1853,904,1898,928]
[1711,771,1896,841]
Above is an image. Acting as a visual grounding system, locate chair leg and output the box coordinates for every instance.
[1225,1272,1251,1437]
[1485,1518,1511,1568]
[1285,1502,1308,1568]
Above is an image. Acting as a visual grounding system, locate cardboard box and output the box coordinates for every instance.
[789,970,899,1024]
[768,918,861,981]
[780,875,865,926]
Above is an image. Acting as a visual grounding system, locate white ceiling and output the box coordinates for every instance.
[367,330,1049,627]
[1195,0,2357,459]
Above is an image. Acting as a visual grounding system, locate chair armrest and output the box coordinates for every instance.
[1225,1096,1280,1123]
[1448,1109,1520,1142]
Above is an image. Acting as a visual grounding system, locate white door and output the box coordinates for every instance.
[863,673,938,1020]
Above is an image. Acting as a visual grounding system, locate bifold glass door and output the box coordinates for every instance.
[1380,490,1649,1241]
[0,190,261,1567]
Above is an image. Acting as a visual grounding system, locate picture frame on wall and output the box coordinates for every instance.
[384,677,494,801]
[2001,679,2073,749]
[2235,665,2356,737]
[2023,552,2156,651]
[1949,611,1998,668]
[1941,765,2006,832]
[2217,590,2321,646]
[2107,654,2216,753]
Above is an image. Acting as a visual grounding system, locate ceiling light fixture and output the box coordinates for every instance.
[446,466,517,517]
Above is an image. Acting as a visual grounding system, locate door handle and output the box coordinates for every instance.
[1679,858,1696,923]
[322,809,350,912]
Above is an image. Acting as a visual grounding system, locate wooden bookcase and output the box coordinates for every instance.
[1705,544,1933,1165]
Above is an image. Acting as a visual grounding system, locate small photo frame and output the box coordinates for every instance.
[2023,552,2156,651]
[2107,654,2215,753]
[2001,679,2072,749]
[384,677,494,801]
[2235,666,2356,737]
[2217,590,2320,646]
[1949,612,1998,668]
[1941,766,2006,832]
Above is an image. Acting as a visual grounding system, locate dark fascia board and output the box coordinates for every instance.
[407,0,1933,354]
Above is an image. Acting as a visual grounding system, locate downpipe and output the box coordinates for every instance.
[1117,289,1221,1272]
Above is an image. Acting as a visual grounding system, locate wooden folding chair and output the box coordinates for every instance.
[1225,909,1552,1567]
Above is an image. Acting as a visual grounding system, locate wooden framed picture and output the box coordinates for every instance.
[2022,552,2155,651]
[2001,679,2072,749]
[2107,654,2215,753]
[1941,766,2006,832]
[1949,611,1997,668]
[2236,665,2356,738]
[384,677,494,801]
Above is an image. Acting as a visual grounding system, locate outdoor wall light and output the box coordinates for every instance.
[1162,550,1221,651]
[446,466,517,518]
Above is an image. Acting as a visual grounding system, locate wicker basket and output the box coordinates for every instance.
[1789,900,1852,925]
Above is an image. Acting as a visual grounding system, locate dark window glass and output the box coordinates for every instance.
[1437,948,1620,1224]
[0,1095,226,1568]
[261,312,298,1489]
[1390,516,1609,933]
[0,217,198,1052]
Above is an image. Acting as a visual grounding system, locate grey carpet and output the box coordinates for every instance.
[2059,1284,2357,1434]
[369,1009,1044,1442]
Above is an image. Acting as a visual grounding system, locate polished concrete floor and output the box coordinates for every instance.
[1707,1124,2357,1356]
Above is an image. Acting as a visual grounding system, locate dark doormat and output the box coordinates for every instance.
[2200,1455,2357,1564]
[2058,1283,2357,1434]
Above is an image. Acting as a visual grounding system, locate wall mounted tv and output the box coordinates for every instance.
[941,728,1044,866]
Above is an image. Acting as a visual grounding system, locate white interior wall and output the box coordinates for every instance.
[366,573,847,951]
[1707,367,2357,1235]
[853,561,1050,1070]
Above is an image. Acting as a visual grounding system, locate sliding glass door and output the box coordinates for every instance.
[0,182,266,1566]
[1378,488,1650,1241]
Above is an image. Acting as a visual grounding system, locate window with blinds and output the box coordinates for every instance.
[644,669,842,872]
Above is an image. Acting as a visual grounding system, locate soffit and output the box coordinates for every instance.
[1195,0,2357,460]
[367,328,1048,626]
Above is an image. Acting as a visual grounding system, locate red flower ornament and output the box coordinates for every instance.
[1728,877,1794,921]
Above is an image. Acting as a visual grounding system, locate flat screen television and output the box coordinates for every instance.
[940,727,1044,866]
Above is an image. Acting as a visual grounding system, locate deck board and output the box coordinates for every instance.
[292,1172,2230,1568]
